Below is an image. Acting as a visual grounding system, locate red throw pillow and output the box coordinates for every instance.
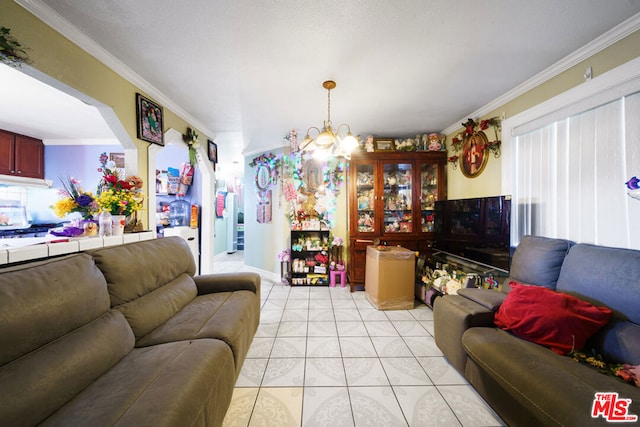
[494,282,613,355]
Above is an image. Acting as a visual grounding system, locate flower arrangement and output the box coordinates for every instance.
[569,349,640,388]
[51,177,99,220]
[421,267,464,295]
[96,153,144,216]
[0,27,30,67]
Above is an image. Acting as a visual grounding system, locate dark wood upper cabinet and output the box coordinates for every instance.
[0,130,44,179]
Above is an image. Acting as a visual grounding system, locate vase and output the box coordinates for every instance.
[112,215,126,236]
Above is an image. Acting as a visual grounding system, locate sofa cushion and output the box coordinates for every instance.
[39,339,236,427]
[136,291,260,375]
[556,243,640,325]
[90,237,199,341]
[494,282,612,354]
[0,253,111,365]
[0,310,135,426]
[90,237,196,306]
[506,235,572,290]
[588,318,640,366]
[462,327,640,426]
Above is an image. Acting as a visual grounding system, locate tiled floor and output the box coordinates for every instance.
[214,251,504,427]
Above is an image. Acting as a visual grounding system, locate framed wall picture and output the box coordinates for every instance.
[109,152,125,168]
[136,93,164,145]
[208,139,218,163]
[374,138,395,151]
[460,131,489,178]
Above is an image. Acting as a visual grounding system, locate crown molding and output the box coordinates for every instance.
[15,0,216,139]
[442,12,640,136]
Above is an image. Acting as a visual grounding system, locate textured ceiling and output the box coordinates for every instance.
[5,1,640,170]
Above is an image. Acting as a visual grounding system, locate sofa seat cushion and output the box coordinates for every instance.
[136,291,260,375]
[462,327,640,426]
[494,282,612,355]
[40,339,236,427]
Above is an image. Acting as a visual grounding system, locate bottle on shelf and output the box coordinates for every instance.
[169,196,190,227]
[98,210,112,237]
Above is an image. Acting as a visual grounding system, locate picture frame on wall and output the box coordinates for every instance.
[136,93,164,145]
[208,139,218,163]
[460,131,489,178]
[374,138,395,151]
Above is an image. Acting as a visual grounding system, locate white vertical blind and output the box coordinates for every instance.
[512,92,640,249]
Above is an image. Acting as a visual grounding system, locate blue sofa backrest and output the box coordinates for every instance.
[556,243,640,365]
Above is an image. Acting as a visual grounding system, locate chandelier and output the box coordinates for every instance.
[299,80,359,160]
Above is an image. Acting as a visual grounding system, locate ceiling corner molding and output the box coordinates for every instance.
[15,0,215,138]
[442,11,640,136]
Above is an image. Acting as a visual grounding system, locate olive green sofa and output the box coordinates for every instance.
[0,236,260,426]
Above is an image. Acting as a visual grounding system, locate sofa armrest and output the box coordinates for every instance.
[456,288,506,312]
[433,295,496,373]
[194,272,260,299]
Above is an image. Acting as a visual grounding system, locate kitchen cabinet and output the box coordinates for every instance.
[0,130,45,179]
[348,150,446,291]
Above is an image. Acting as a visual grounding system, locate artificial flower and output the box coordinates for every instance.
[51,176,99,220]
[96,152,144,216]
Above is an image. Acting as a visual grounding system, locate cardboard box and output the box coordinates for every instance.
[365,246,416,310]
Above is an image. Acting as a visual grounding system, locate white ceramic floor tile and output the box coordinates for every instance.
[339,337,377,357]
[307,321,338,336]
[410,307,434,321]
[343,357,390,386]
[392,320,430,337]
[307,336,342,357]
[246,338,275,359]
[271,337,306,358]
[349,386,407,427]
[281,308,308,322]
[437,385,505,426]
[254,323,279,338]
[260,309,284,323]
[393,386,461,427]
[236,358,268,387]
[370,336,414,357]
[334,308,361,321]
[384,310,414,321]
[308,308,336,321]
[303,387,354,427]
[336,321,369,336]
[249,387,303,427]
[332,299,357,309]
[285,299,310,309]
[262,358,305,386]
[417,357,467,385]
[380,358,432,386]
[418,320,435,336]
[309,299,333,309]
[222,387,259,427]
[365,320,399,337]
[304,357,347,386]
[403,336,443,357]
[277,321,308,337]
[358,308,389,321]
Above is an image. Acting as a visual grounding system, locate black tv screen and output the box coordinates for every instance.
[433,195,511,272]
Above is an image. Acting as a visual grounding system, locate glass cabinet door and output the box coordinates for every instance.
[382,162,412,233]
[355,163,376,233]
[420,163,439,232]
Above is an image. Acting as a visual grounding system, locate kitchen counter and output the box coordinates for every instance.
[0,231,155,265]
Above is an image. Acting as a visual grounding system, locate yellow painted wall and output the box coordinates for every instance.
[446,29,640,200]
[1,0,209,227]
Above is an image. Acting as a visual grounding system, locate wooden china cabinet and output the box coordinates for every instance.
[347,150,447,291]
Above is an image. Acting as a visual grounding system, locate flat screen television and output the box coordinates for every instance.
[432,195,511,272]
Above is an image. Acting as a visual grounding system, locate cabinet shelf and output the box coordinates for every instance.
[348,151,447,290]
[289,229,330,286]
